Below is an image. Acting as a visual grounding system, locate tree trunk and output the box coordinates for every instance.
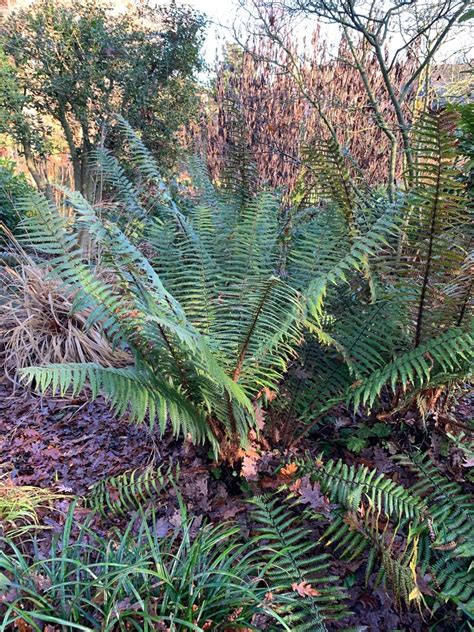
[22,140,54,201]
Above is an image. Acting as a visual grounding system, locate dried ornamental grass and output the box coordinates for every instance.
[0,263,131,381]
[0,476,68,538]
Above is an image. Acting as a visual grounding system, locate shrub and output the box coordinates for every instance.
[0,0,205,194]
[0,159,32,235]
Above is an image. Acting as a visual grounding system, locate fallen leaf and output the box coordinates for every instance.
[296,476,334,514]
[280,462,298,478]
[343,511,361,531]
[291,581,321,597]
[433,540,457,551]
[31,572,52,592]
[241,449,260,481]
[253,404,266,431]
[227,606,243,622]
[154,518,171,538]
[290,478,302,492]
[15,621,34,632]
[169,509,182,529]
[262,387,277,402]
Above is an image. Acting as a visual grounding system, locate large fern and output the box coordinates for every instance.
[399,110,472,345]
[287,109,473,429]
[300,453,474,616]
[18,110,473,451]
[18,114,407,453]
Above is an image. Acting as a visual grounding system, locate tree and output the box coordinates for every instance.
[0,158,34,235]
[240,0,471,197]
[203,29,415,194]
[0,47,52,194]
[0,0,205,196]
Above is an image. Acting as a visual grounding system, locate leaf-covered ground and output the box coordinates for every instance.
[1,381,472,631]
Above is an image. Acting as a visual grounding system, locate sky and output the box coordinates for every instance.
[175,0,242,64]
[164,0,472,67]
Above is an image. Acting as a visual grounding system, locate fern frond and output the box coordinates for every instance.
[113,114,174,207]
[409,450,474,614]
[401,110,472,343]
[299,138,357,234]
[347,326,473,411]
[304,456,425,522]
[431,557,474,617]
[287,207,350,292]
[19,363,212,444]
[92,147,148,221]
[394,451,473,552]
[289,293,410,423]
[86,465,175,517]
[251,495,349,631]
[304,207,400,323]
[303,452,473,614]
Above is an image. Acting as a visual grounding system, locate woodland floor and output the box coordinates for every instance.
[1,380,472,631]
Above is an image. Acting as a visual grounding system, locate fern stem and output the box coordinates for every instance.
[414,118,442,347]
[232,281,273,381]
[456,279,473,327]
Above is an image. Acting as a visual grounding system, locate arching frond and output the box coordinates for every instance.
[303,456,425,522]
[92,147,148,221]
[87,465,176,517]
[399,110,472,344]
[20,363,213,443]
[347,326,473,411]
[251,495,349,631]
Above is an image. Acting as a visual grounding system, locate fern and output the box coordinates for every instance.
[18,128,304,455]
[18,112,473,453]
[288,110,472,426]
[20,122,374,453]
[299,453,474,615]
[86,465,175,517]
[302,207,400,324]
[303,456,425,522]
[251,494,349,631]
[399,110,472,344]
[395,451,473,550]
[347,326,474,410]
[297,138,358,234]
[92,147,149,223]
[432,558,474,616]
[297,456,425,607]
[394,451,474,616]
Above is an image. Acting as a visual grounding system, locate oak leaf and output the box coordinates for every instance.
[280,462,298,478]
[291,581,321,597]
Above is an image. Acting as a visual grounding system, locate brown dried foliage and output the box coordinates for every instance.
[198,24,415,192]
